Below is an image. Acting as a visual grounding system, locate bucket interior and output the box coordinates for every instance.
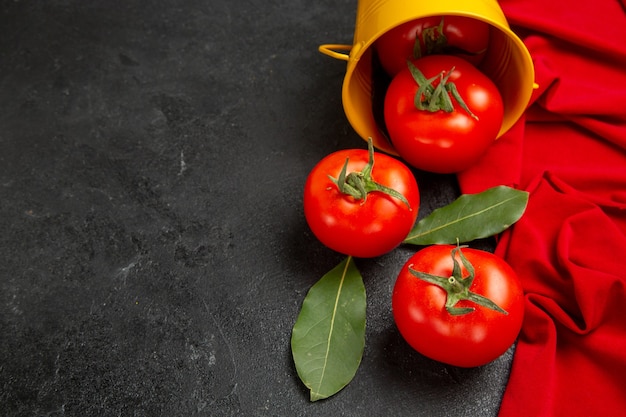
[342,16,534,154]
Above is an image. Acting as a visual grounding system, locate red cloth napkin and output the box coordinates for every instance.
[458,1,626,416]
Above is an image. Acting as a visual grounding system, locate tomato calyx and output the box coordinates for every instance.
[408,61,478,120]
[414,17,448,59]
[414,17,487,60]
[408,243,507,316]
[328,138,412,209]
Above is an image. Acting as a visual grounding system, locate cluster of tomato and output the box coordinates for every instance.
[379,16,503,174]
[303,16,523,368]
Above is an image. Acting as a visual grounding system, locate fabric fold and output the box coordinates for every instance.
[457,0,626,415]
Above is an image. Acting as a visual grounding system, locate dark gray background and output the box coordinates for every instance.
[0,1,512,415]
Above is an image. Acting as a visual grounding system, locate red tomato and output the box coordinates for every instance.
[384,55,504,174]
[376,15,490,77]
[392,244,524,368]
[303,143,419,258]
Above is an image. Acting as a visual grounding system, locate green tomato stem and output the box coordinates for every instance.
[413,17,448,59]
[408,242,508,316]
[413,16,487,60]
[408,61,478,120]
[327,138,412,209]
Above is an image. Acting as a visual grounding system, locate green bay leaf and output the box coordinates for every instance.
[291,256,366,401]
[404,185,529,246]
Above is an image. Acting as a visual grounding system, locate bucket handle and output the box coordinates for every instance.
[318,44,352,61]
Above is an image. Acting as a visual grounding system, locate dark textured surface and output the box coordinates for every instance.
[0,1,512,416]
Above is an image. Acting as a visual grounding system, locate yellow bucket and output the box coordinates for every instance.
[320,0,536,155]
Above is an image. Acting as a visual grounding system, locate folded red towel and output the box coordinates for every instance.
[458,1,626,415]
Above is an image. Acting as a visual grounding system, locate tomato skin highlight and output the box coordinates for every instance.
[376,15,490,77]
[303,149,419,258]
[392,245,524,367]
[384,55,504,174]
